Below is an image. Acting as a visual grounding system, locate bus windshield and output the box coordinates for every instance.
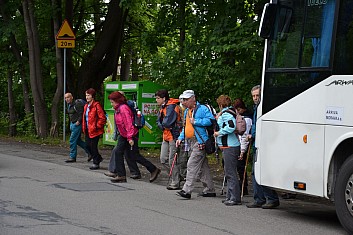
[261,0,337,114]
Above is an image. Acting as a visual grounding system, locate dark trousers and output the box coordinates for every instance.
[85,135,102,165]
[109,146,140,176]
[114,135,156,177]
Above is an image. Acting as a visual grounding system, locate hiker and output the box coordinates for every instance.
[64,92,91,163]
[178,94,188,181]
[214,95,242,206]
[232,98,253,195]
[82,88,106,170]
[246,85,280,209]
[156,89,184,190]
[107,91,161,183]
[175,90,216,199]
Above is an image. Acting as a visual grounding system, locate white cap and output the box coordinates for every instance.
[179,90,195,99]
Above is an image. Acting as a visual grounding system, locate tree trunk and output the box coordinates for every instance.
[7,70,17,137]
[22,0,48,138]
[120,52,131,81]
[0,0,32,115]
[49,0,64,137]
[131,49,138,81]
[77,0,128,97]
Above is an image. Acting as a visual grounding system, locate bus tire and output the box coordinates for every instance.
[334,155,353,233]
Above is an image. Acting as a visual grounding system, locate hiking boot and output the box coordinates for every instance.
[149,168,161,182]
[198,192,216,197]
[111,176,127,183]
[262,201,280,209]
[176,190,191,199]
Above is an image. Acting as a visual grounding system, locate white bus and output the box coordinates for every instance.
[257,0,353,232]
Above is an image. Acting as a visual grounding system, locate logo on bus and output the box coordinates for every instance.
[326,80,353,86]
[307,0,327,7]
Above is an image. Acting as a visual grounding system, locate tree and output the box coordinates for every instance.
[22,0,48,138]
[76,0,128,97]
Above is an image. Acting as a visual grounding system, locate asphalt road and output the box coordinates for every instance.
[0,140,347,235]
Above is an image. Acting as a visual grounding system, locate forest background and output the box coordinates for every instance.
[0,0,267,139]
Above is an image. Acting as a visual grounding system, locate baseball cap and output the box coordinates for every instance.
[180,90,195,99]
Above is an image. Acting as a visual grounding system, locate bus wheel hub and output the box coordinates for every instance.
[345,174,353,217]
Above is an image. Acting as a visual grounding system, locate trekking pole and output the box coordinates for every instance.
[221,175,226,195]
[241,141,252,199]
[167,150,178,188]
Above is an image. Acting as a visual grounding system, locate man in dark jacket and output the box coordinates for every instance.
[64,93,91,163]
[246,85,280,209]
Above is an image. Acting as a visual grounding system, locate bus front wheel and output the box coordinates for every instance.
[334,155,353,233]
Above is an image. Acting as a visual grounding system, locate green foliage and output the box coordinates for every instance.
[16,113,36,137]
[0,0,267,138]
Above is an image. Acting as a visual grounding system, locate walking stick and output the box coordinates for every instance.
[167,151,178,188]
[241,141,252,198]
[221,175,226,195]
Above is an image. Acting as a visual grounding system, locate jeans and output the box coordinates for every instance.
[251,148,279,204]
[69,122,89,159]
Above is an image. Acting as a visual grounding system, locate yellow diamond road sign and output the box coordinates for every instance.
[56,19,76,48]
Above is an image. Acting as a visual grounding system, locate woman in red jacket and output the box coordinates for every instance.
[82,88,106,170]
[107,91,161,183]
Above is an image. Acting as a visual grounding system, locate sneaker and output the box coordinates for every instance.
[89,164,100,170]
[65,158,76,163]
[262,201,280,209]
[224,200,242,206]
[176,190,191,199]
[222,198,230,203]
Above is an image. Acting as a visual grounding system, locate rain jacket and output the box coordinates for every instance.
[215,107,240,148]
[82,101,106,138]
[114,103,138,141]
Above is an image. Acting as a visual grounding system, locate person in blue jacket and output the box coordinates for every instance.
[175,90,216,199]
[214,95,242,206]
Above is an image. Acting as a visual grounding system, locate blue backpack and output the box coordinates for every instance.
[118,100,145,129]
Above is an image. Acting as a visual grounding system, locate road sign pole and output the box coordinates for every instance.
[56,19,75,142]
[63,48,67,142]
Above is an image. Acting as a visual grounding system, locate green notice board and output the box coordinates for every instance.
[103,81,166,147]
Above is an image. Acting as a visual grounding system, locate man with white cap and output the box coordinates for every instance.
[175,90,216,199]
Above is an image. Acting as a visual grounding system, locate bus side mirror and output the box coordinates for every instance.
[258,3,278,39]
